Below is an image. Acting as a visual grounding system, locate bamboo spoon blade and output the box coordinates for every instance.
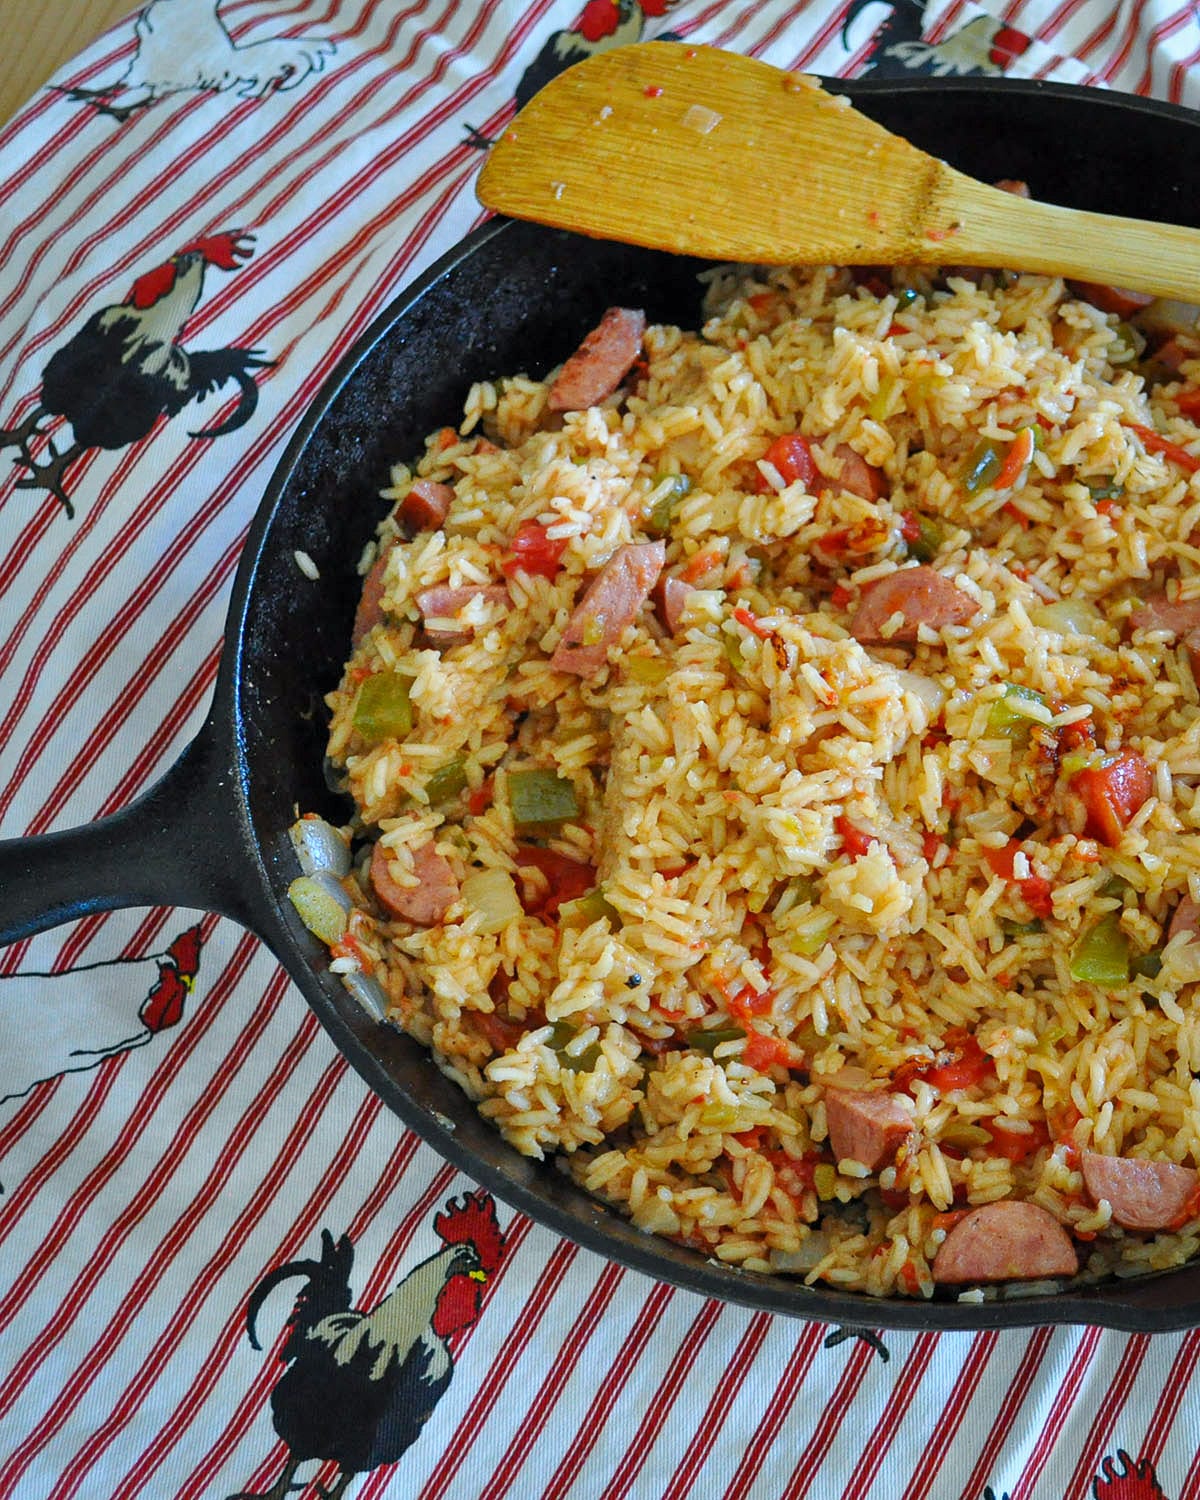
[477,42,1200,302]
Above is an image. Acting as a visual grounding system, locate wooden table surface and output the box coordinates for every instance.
[0,0,132,126]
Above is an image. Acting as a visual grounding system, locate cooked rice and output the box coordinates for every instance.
[312,262,1200,1299]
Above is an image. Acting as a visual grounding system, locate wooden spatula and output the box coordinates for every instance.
[477,42,1200,302]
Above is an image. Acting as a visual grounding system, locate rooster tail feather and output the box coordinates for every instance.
[186,347,275,439]
[245,1229,354,1357]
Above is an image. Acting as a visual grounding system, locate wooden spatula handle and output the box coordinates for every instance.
[937,170,1200,300]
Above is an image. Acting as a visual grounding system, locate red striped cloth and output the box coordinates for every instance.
[2,2,1200,1496]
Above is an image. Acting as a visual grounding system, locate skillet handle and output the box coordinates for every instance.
[0,714,263,947]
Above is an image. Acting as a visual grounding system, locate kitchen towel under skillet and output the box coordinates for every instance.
[3,2,1200,1497]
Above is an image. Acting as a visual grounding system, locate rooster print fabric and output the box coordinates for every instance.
[2,1,1200,1497]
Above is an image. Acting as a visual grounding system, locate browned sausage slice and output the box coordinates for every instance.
[932,1201,1078,1284]
[1081,1150,1200,1231]
[352,549,392,647]
[1069,281,1156,319]
[415,584,509,645]
[548,308,646,412]
[371,841,459,926]
[1129,594,1200,640]
[1167,896,1200,944]
[833,443,885,502]
[850,567,977,645]
[653,573,693,635]
[399,478,454,531]
[824,1079,912,1171]
[551,541,666,676]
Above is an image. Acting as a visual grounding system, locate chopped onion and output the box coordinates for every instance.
[461,868,522,934]
[288,872,352,944]
[1030,598,1104,637]
[894,669,946,721]
[1132,298,1200,341]
[342,969,389,1021]
[770,1233,830,1272]
[290,816,351,877]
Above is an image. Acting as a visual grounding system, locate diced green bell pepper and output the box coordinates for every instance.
[987,682,1046,738]
[558,888,622,929]
[1069,912,1130,988]
[424,756,468,805]
[689,1025,746,1055]
[647,473,692,535]
[905,512,947,564]
[549,1019,601,1073]
[507,768,579,827]
[627,656,672,686]
[962,438,1005,495]
[353,671,413,743]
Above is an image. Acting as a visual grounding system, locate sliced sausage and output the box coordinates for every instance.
[1167,896,1200,944]
[653,573,693,635]
[548,308,646,412]
[370,840,459,926]
[399,478,454,531]
[415,584,508,645]
[932,1201,1078,1285]
[1129,594,1200,640]
[551,541,666,676]
[833,443,885,502]
[1081,1150,1200,1231]
[849,566,977,645]
[352,548,392,647]
[823,1079,912,1171]
[1068,281,1157,319]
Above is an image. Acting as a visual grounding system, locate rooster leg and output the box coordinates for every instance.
[321,1471,357,1500]
[51,84,153,123]
[224,1455,304,1500]
[0,405,47,455]
[12,437,84,519]
[462,123,495,150]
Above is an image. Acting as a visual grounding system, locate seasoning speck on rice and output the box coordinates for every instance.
[292,261,1200,1298]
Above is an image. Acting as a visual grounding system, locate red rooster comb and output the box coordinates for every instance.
[434,1189,504,1273]
[1092,1451,1167,1500]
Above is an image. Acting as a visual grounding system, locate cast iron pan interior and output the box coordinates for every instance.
[228,78,1200,1330]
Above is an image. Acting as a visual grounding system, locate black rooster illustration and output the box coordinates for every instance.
[465,0,679,147]
[0,230,270,517]
[58,0,335,123]
[843,0,1031,78]
[229,1190,505,1500]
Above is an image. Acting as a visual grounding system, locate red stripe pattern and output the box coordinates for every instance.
[2,1,1200,1496]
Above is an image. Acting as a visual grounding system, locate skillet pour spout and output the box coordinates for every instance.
[4,77,1200,1332]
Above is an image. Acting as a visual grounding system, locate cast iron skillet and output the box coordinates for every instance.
[3,77,1199,1332]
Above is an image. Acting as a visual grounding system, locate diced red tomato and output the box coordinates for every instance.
[836,814,875,859]
[733,1127,766,1150]
[831,583,853,608]
[467,779,494,816]
[733,605,773,640]
[894,1029,995,1096]
[1169,1180,1200,1232]
[513,846,596,918]
[1070,748,1153,847]
[879,1185,911,1209]
[726,983,775,1025]
[1127,422,1200,475]
[983,840,1054,918]
[986,1118,1049,1163]
[501,522,569,579]
[899,510,922,544]
[931,1209,971,1233]
[743,1031,791,1071]
[922,831,945,862]
[747,292,777,314]
[1176,388,1200,421]
[760,1147,818,1203]
[757,433,817,492]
